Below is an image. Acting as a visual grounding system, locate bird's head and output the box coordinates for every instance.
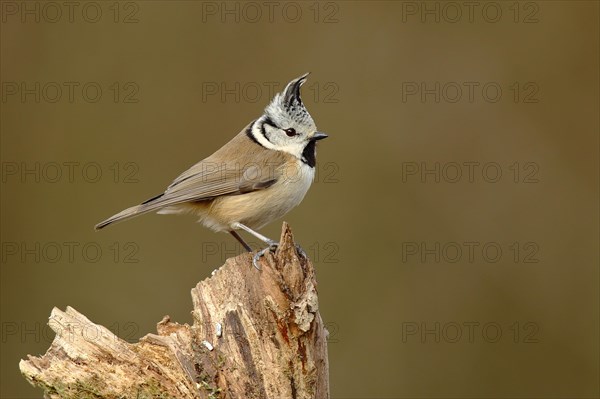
[250,73,327,165]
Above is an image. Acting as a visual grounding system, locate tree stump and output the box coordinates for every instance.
[19,223,330,399]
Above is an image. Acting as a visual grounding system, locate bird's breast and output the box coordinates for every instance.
[205,160,315,231]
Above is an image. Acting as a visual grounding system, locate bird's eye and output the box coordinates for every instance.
[284,128,297,137]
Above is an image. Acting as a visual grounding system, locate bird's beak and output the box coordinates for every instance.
[312,132,328,141]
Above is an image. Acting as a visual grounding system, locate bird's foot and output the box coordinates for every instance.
[294,244,307,260]
[252,241,307,270]
[252,241,278,269]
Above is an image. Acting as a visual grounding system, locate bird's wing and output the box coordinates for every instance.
[159,160,278,204]
[94,127,286,230]
[154,128,287,206]
[94,162,276,230]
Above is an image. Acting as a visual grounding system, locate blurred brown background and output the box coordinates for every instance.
[1,1,598,398]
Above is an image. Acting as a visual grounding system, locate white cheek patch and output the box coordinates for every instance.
[251,122,277,150]
[251,120,304,159]
[277,143,305,159]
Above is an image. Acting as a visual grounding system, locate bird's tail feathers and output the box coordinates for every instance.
[94,194,166,230]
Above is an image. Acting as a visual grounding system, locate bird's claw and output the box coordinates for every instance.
[252,243,278,269]
[294,244,307,260]
[252,242,307,270]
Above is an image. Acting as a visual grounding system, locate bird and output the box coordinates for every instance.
[95,73,327,268]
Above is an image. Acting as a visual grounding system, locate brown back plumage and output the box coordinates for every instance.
[94,122,289,230]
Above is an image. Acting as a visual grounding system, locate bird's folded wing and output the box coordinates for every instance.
[145,161,278,208]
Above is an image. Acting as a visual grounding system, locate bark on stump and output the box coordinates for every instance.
[19,222,330,399]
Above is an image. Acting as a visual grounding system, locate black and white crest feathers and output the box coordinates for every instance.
[264,73,316,131]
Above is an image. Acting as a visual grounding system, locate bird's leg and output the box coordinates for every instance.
[232,222,277,246]
[232,222,306,269]
[231,222,277,269]
[229,230,252,252]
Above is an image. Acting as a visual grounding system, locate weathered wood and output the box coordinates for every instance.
[20,223,330,399]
